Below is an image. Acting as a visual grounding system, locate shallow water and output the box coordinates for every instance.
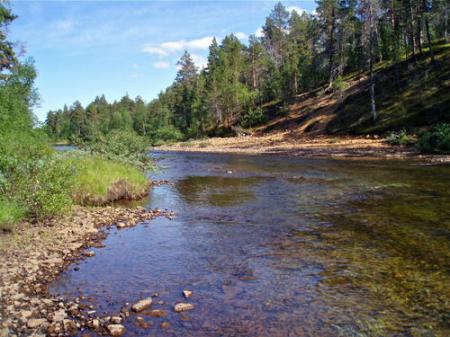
[50,152,450,336]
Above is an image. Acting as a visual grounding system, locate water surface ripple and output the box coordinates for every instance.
[50,152,450,336]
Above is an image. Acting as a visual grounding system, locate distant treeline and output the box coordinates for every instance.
[45,1,450,143]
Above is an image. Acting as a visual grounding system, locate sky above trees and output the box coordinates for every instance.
[9,1,316,121]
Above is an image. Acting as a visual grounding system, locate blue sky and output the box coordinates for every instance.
[9,1,317,121]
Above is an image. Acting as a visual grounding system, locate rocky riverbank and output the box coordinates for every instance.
[0,206,174,337]
[158,133,450,163]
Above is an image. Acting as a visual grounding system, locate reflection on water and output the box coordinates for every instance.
[50,152,450,336]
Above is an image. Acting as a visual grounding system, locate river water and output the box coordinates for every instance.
[50,151,450,336]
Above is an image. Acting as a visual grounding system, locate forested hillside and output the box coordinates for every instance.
[45,1,450,144]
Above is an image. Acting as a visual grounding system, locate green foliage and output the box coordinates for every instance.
[45,1,450,141]
[417,124,450,154]
[69,153,149,205]
[0,133,75,220]
[332,76,347,92]
[385,130,412,146]
[77,130,151,170]
[0,199,25,232]
[241,106,266,128]
[152,125,184,143]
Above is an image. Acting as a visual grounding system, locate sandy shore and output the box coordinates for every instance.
[0,205,174,337]
[157,132,450,163]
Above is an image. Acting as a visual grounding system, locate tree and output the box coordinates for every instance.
[0,3,17,74]
[359,0,381,121]
[174,51,198,132]
[316,0,340,88]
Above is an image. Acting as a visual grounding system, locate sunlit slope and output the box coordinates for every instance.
[256,41,450,136]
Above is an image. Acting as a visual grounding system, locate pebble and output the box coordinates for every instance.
[26,318,47,329]
[107,324,126,336]
[174,303,194,312]
[145,309,167,318]
[0,206,174,335]
[183,290,193,298]
[131,298,152,312]
[160,321,170,329]
[90,319,100,330]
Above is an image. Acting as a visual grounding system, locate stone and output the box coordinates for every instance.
[63,319,77,333]
[84,251,95,257]
[49,309,66,322]
[145,309,167,318]
[183,290,193,298]
[110,316,122,324]
[20,310,33,320]
[27,318,47,329]
[90,319,100,330]
[107,324,126,337]
[160,321,170,329]
[116,223,126,229]
[131,298,152,312]
[174,303,194,312]
[134,317,149,329]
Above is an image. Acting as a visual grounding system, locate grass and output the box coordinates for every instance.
[0,199,26,232]
[71,155,150,205]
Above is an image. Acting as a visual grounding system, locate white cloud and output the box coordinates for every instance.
[53,19,75,32]
[142,46,169,57]
[287,6,307,15]
[130,72,144,79]
[152,61,171,69]
[255,28,264,38]
[235,32,248,40]
[143,36,213,57]
[191,54,207,69]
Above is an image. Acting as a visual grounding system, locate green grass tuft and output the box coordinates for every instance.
[71,155,149,205]
[0,199,26,232]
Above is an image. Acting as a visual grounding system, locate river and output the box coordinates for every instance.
[50,151,450,336]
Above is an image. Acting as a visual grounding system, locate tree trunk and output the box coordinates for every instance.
[445,4,449,42]
[422,0,435,63]
[251,45,257,90]
[369,1,377,121]
[407,0,416,60]
[390,0,401,89]
[327,6,336,88]
[293,72,298,95]
[417,16,423,54]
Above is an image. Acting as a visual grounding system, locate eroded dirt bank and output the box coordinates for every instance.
[0,206,174,337]
[158,133,450,162]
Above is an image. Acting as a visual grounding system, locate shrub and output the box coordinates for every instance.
[417,123,450,153]
[241,107,266,128]
[77,130,151,170]
[0,131,75,220]
[152,125,184,144]
[385,129,412,146]
[0,199,26,232]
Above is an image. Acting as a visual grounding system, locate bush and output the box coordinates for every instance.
[152,125,184,144]
[0,199,26,232]
[77,130,151,170]
[417,123,450,153]
[0,131,75,220]
[69,153,149,205]
[385,129,412,146]
[241,107,266,128]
